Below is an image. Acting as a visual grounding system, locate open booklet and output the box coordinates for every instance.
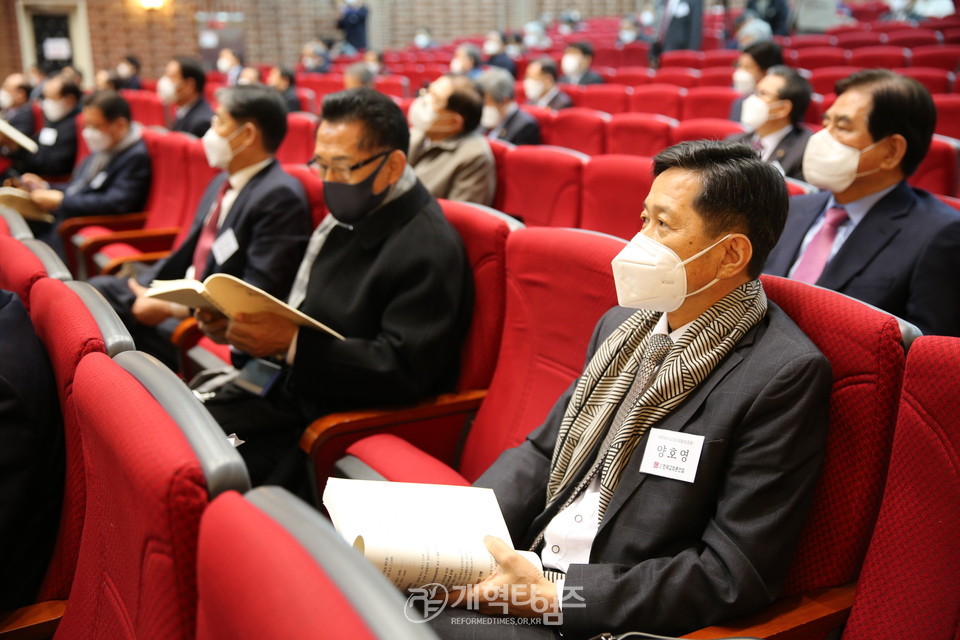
[323,478,542,591]
[0,187,54,223]
[0,118,39,154]
[145,273,344,339]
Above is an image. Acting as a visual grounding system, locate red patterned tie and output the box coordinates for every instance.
[792,206,849,284]
[191,180,230,279]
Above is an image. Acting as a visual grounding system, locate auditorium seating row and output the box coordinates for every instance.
[2,188,958,638]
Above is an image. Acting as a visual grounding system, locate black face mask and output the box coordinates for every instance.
[323,155,390,224]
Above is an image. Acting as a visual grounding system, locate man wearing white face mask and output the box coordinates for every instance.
[727,66,813,181]
[217,48,244,87]
[449,44,483,80]
[115,55,142,90]
[428,140,831,639]
[8,74,81,178]
[483,32,517,77]
[728,41,784,123]
[558,42,605,86]
[89,85,311,369]
[523,58,573,111]
[477,67,541,146]
[158,56,214,138]
[408,74,496,206]
[13,91,151,256]
[766,70,960,337]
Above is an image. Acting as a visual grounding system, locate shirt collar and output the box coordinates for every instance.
[654,312,693,342]
[758,124,792,157]
[227,157,273,191]
[538,86,560,106]
[825,182,899,226]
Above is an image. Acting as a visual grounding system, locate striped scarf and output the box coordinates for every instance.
[546,279,768,519]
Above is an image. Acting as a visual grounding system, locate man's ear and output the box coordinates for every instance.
[878,134,908,172]
[717,234,753,280]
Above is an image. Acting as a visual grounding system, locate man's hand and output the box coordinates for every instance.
[128,277,174,327]
[17,173,49,191]
[30,188,63,211]
[195,308,230,344]
[226,312,297,358]
[450,536,559,618]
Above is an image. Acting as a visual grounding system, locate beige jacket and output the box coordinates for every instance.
[408,129,496,207]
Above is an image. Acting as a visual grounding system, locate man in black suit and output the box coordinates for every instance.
[10,74,81,178]
[765,69,960,337]
[89,84,312,368]
[158,56,214,138]
[524,58,573,111]
[196,88,472,486]
[0,73,35,142]
[559,42,605,85]
[267,67,303,113]
[115,55,142,90]
[477,67,541,146]
[727,65,813,181]
[14,90,152,257]
[427,141,830,638]
[0,289,64,611]
[653,0,704,62]
[483,31,517,77]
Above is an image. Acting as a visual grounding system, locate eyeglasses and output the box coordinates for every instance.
[308,149,391,181]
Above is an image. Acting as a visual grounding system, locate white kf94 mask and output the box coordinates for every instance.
[612,232,732,312]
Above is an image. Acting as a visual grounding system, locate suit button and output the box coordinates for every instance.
[574,515,583,523]
[551,545,560,553]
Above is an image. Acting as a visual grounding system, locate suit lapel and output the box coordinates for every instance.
[817,182,913,290]
[765,192,830,276]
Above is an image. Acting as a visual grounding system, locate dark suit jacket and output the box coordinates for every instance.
[765,182,960,336]
[661,0,704,52]
[475,301,831,637]
[487,53,517,77]
[142,159,311,300]
[3,104,36,137]
[119,75,142,91]
[533,89,573,111]
[727,126,813,181]
[56,137,151,218]
[281,86,302,113]
[492,108,541,146]
[13,105,80,176]
[288,179,473,420]
[559,69,605,85]
[172,99,214,138]
[0,290,64,610]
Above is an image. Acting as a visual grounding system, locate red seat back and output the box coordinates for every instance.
[458,227,625,481]
[613,66,654,87]
[790,46,851,70]
[909,135,959,198]
[374,75,410,98]
[294,87,318,114]
[848,46,909,68]
[670,117,746,144]
[910,44,960,70]
[885,28,941,48]
[702,49,739,68]
[896,66,955,95]
[119,89,167,127]
[758,275,906,596]
[933,94,960,140]
[842,336,960,640]
[140,129,193,230]
[438,199,512,391]
[834,31,886,48]
[276,112,318,165]
[174,138,222,247]
[500,145,584,227]
[788,34,839,49]
[580,155,651,239]
[697,66,735,87]
[659,49,704,69]
[488,139,512,211]
[283,164,326,227]
[652,67,701,89]
[605,112,676,157]
[629,84,686,119]
[809,66,863,95]
[0,236,51,306]
[547,107,609,155]
[575,84,632,114]
[681,86,740,120]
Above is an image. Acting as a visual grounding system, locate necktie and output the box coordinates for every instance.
[191,180,231,279]
[791,206,849,285]
[609,333,674,433]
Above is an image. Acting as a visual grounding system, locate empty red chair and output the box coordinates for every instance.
[499,145,585,227]
[374,74,410,98]
[294,86,317,114]
[119,89,166,127]
[849,46,909,68]
[895,66,955,94]
[886,28,941,48]
[576,84,632,114]
[910,44,960,70]
[934,94,960,139]
[580,155,652,239]
[788,34,839,49]
[295,73,346,101]
[702,49,739,68]
[809,66,864,95]
[341,226,625,485]
[909,134,959,197]
[488,138,512,211]
[834,31,887,49]
[789,47,851,70]
[593,45,622,68]
[197,487,439,640]
[546,107,609,155]
[653,67,701,88]
[613,66,654,86]
[682,86,741,120]
[605,112,676,157]
[622,41,650,67]
[630,83,687,119]
[275,112,317,165]
[698,66,734,87]
[0,236,69,305]
[670,117,746,144]
[659,49,704,69]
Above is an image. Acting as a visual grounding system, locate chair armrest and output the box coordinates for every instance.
[680,584,856,640]
[81,227,180,277]
[0,600,66,639]
[57,212,149,242]
[171,317,200,348]
[101,250,171,275]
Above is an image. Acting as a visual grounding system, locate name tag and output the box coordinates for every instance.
[638,428,705,483]
[89,171,108,190]
[38,127,58,146]
[211,227,239,265]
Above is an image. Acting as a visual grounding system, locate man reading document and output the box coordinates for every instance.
[420,141,831,638]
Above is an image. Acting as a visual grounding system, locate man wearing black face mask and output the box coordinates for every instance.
[197,87,473,486]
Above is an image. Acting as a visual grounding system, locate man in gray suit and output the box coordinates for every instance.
[428,140,832,638]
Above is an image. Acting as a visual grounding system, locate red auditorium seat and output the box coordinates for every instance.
[499,145,585,227]
[605,112,676,157]
[276,112,318,165]
[621,41,650,67]
[701,49,739,68]
[833,31,886,49]
[886,28,941,48]
[547,107,610,155]
[670,117,746,144]
[659,49,705,69]
[580,154,651,239]
[789,47,851,70]
[0,208,32,239]
[909,134,959,197]
[47,350,249,639]
[630,83,687,119]
[519,104,555,142]
[788,34,838,49]
[197,487,439,640]
[488,138,511,211]
[809,66,863,95]
[848,46,909,69]
[575,83,633,114]
[374,74,410,98]
[613,66,654,86]
[933,95,960,139]
[653,67,701,89]
[0,236,70,306]
[295,73,346,101]
[910,44,960,70]
[681,86,740,120]
[119,89,167,127]
[697,66,734,87]
[300,200,515,489]
[339,227,625,486]
[294,86,317,114]
[895,66,955,94]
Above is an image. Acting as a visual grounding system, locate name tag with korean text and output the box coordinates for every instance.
[38,127,58,146]
[211,227,239,265]
[639,428,705,483]
[89,171,108,190]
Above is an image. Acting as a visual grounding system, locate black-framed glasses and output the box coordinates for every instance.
[308,149,391,181]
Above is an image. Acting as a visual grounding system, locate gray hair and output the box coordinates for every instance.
[477,66,515,104]
[345,62,375,87]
